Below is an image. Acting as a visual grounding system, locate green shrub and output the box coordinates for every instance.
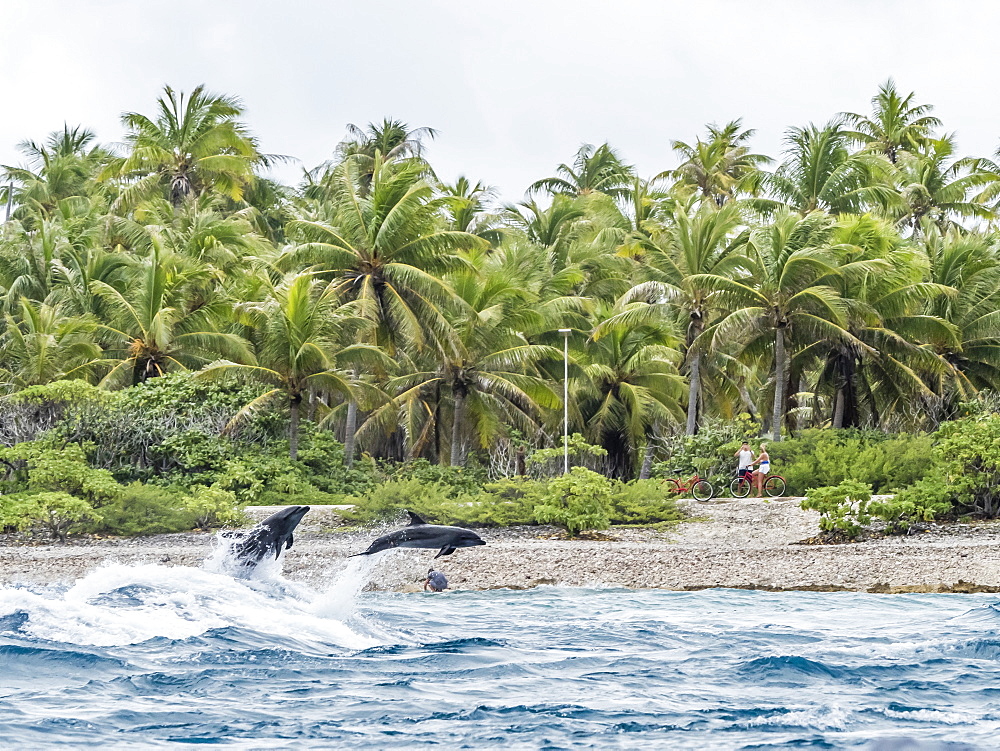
[607,480,684,526]
[929,415,1000,517]
[0,440,122,506]
[868,472,954,533]
[94,483,196,536]
[1,491,99,542]
[801,480,873,539]
[341,478,459,525]
[380,458,487,496]
[181,486,246,529]
[526,434,608,479]
[451,478,545,527]
[769,429,931,494]
[533,467,612,535]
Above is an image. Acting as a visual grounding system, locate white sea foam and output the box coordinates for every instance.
[0,553,383,650]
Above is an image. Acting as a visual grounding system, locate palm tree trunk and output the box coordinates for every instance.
[639,440,656,480]
[289,395,301,460]
[342,370,358,468]
[771,328,787,442]
[686,351,701,436]
[343,400,358,468]
[832,387,845,429]
[450,390,466,467]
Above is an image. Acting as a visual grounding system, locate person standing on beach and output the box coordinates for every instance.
[734,441,755,485]
[752,443,770,498]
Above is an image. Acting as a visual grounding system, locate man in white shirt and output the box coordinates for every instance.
[734,441,754,484]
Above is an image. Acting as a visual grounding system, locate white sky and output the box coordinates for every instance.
[2,0,998,202]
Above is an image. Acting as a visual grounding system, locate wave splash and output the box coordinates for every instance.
[0,538,385,650]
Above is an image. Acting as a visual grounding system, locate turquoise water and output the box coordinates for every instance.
[1,557,998,749]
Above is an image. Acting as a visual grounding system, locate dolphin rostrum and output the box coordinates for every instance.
[231,505,311,567]
[351,511,486,559]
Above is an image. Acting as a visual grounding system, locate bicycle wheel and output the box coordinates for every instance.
[691,479,714,501]
[663,478,683,495]
[730,476,751,498]
[764,476,786,497]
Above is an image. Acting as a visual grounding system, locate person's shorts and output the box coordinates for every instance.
[739,468,752,479]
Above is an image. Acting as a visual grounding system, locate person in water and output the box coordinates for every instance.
[424,568,448,592]
[752,442,770,498]
[734,441,755,484]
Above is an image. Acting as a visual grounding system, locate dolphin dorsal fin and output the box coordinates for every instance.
[406,511,428,526]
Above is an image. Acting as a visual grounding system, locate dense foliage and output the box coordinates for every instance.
[5,80,1000,536]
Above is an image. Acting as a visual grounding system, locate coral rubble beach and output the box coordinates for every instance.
[2,501,999,594]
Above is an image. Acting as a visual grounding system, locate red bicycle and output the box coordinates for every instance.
[664,471,714,502]
[730,471,787,498]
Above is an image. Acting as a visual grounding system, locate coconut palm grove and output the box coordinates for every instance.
[3,79,1000,538]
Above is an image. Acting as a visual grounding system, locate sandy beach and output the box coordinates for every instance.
[2,498,1000,593]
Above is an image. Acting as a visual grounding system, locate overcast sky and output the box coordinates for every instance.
[2,1,998,202]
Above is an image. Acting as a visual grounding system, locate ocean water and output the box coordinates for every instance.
[1,554,998,749]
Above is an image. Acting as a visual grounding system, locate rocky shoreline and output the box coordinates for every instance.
[2,498,1000,593]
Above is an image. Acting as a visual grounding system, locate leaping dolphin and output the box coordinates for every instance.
[351,511,486,559]
[231,505,311,567]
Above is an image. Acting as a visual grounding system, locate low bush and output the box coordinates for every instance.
[533,467,612,535]
[379,458,488,496]
[181,486,245,529]
[94,483,199,536]
[607,480,685,526]
[340,470,684,533]
[341,478,461,525]
[768,429,931,494]
[868,472,954,533]
[526,434,608,479]
[0,440,122,505]
[1,491,99,542]
[800,480,874,540]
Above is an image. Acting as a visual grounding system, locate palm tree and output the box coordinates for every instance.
[710,211,868,440]
[327,118,437,197]
[595,201,746,434]
[199,273,387,459]
[922,230,1000,405]
[529,143,634,200]
[286,156,485,354]
[104,85,267,208]
[285,156,485,462]
[892,137,993,233]
[577,303,685,478]
[2,125,110,222]
[504,195,585,262]
[338,118,437,161]
[842,79,941,164]
[92,245,252,386]
[439,176,504,244]
[0,299,101,391]
[666,120,770,206]
[757,121,895,216]
[364,249,563,466]
[816,214,955,428]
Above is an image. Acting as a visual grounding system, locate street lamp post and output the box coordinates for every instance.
[558,328,572,474]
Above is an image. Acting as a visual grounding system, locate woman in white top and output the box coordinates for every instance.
[752,443,770,497]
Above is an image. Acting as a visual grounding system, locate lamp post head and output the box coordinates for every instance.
[558,328,572,336]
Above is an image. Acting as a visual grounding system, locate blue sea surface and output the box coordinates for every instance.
[1,557,998,749]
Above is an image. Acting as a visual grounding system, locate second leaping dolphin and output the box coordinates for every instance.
[351,511,486,559]
[230,505,311,568]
